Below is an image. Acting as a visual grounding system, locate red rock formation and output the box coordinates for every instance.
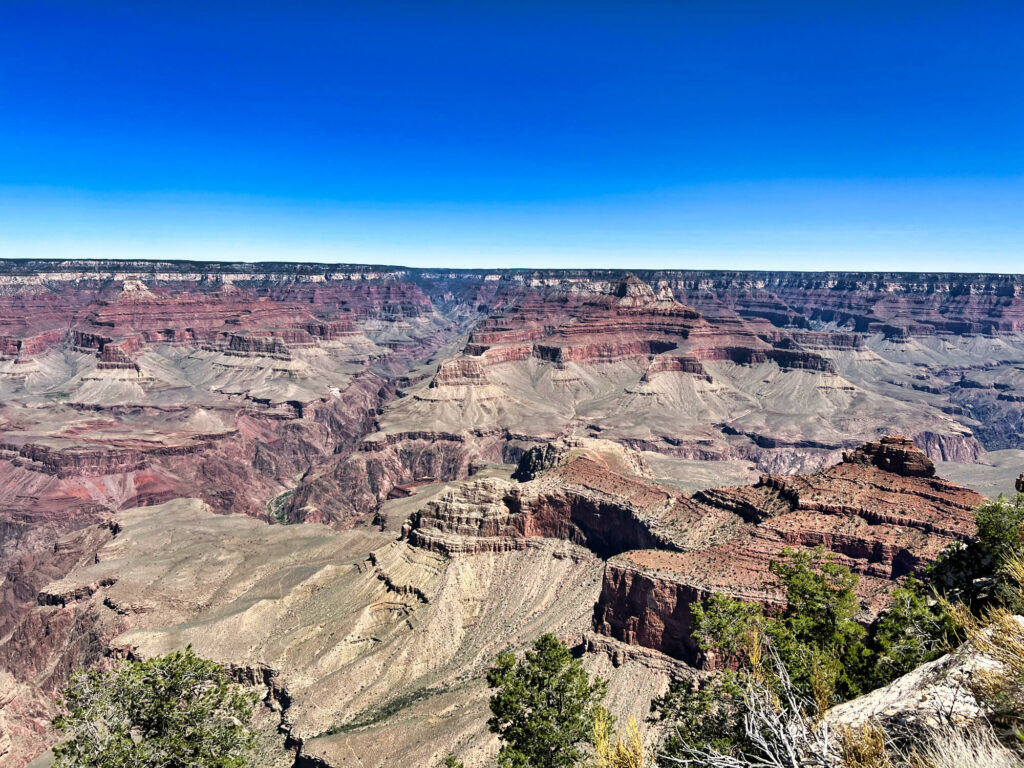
[843,435,935,477]
[406,436,984,667]
[661,271,1024,335]
[408,458,693,558]
[0,266,473,757]
[593,438,982,664]
[593,551,783,666]
[0,262,1021,765]
[640,354,711,381]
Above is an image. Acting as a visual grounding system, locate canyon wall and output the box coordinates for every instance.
[2,260,1023,766]
[406,436,983,667]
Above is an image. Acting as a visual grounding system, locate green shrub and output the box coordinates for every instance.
[487,633,608,768]
[53,646,258,768]
[766,547,871,703]
[870,576,960,686]
[650,673,748,760]
[691,547,872,708]
[928,494,1024,612]
[690,593,764,671]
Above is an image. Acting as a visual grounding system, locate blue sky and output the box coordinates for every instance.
[1,1,1022,271]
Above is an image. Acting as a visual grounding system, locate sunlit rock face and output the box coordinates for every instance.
[405,436,982,667]
[2,261,1024,767]
[1,437,986,767]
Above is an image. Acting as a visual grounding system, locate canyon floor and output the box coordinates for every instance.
[2,262,1024,767]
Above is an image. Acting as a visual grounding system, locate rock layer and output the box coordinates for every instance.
[407,436,984,667]
[2,261,1024,766]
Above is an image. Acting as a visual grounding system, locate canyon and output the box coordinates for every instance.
[1,260,1023,767]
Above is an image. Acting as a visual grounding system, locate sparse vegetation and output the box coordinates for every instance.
[659,644,832,768]
[909,725,1021,768]
[52,646,258,768]
[870,576,958,686]
[837,722,890,768]
[651,672,749,761]
[592,711,652,768]
[691,547,873,708]
[766,547,873,704]
[949,554,1024,742]
[318,685,443,736]
[652,494,1024,768]
[487,633,609,768]
[928,494,1024,612]
[267,488,295,524]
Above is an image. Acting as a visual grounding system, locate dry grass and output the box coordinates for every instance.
[948,556,1024,734]
[656,553,1024,768]
[905,724,1022,768]
[837,722,891,768]
[593,712,652,768]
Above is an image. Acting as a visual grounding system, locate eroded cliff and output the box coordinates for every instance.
[2,261,1024,767]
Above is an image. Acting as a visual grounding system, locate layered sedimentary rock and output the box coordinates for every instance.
[407,436,984,668]
[357,271,1016,517]
[1,498,680,768]
[407,438,736,558]
[3,262,1022,533]
[656,271,1024,336]
[595,437,982,665]
[0,264,484,768]
[2,261,1024,767]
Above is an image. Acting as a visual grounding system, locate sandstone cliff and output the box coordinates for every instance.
[407,436,984,667]
[2,261,1024,767]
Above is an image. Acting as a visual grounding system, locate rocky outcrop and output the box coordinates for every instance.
[3,498,654,768]
[285,428,517,525]
[0,436,224,478]
[844,435,935,477]
[1,261,1023,767]
[658,271,1024,335]
[371,269,1015,480]
[406,434,986,668]
[511,438,653,482]
[593,552,782,666]
[0,265,491,768]
[429,358,490,387]
[640,354,712,381]
[826,628,1010,733]
[37,577,117,607]
[408,441,693,558]
[592,438,983,663]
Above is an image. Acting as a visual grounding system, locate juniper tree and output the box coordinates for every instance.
[487,633,608,768]
[52,646,258,768]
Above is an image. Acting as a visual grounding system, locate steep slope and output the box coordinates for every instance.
[1,499,681,768]
[286,271,1023,524]
[408,436,983,667]
[2,261,1024,766]
[0,266,484,745]
[0,434,1000,767]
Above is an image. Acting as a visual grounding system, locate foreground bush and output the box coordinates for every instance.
[691,547,872,708]
[592,710,653,768]
[53,646,258,768]
[488,633,609,768]
[929,494,1024,612]
[655,493,1024,766]
[659,645,832,768]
